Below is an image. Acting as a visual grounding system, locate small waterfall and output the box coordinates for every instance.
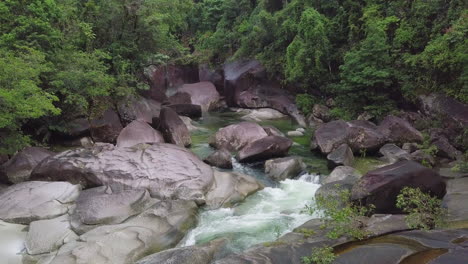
[180,174,321,253]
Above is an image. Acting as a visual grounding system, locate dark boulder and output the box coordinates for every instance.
[90,109,123,143]
[178,82,221,111]
[419,93,468,127]
[0,147,55,184]
[199,64,225,94]
[314,120,385,154]
[378,115,423,144]
[117,96,161,126]
[237,136,293,163]
[204,149,232,169]
[166,92,192,105]
[431,136,462,160]
[31,143,214,203]
[351,160,446,213]
[327,144,354,168]
[312,104,331,122]
[211,122,268,152]
[159,107,191,147]
[223,59,265,106]
[167,104,202,119]
[116,120,164,148]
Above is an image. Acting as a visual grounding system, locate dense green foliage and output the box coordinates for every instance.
[302,246,336,264]
[1,0,466,154]
[396,187,447,230]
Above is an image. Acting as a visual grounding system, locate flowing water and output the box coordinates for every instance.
[182,110,329,254]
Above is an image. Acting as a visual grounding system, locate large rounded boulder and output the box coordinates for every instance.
[0,147,55,184]
[31,143,214,203]
[177,82,221,111]
[378,115,423,144]
[351,160,446,213]
[90,109,123,143]
[210,122,268,152]
[116,120,164,148]
[237,136,293,163]
[159,107,191,147]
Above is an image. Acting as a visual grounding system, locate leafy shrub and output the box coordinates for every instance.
[296,94,317,115]
[306,187,374,240]
[417,133,438,167]
[302,246,336,264]
[396,187,447,230]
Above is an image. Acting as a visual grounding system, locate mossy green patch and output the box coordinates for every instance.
[353,157,386,174]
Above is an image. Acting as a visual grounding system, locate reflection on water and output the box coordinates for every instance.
[0,221,26,264]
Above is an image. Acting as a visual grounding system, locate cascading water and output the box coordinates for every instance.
[180,173,321,253]
[0,221,26,263]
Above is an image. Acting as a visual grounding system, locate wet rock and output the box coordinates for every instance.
[327,144,354,168]
[116,120,164,148]
[442,177,468,222]
[334,244,412,264]
[362,214,409,236]
[49,200,198,264]
[237,136,293,163]
[323,166,361,185]
[117,96,161,126]
[352,160,446,213]
[70,187,157,234]
[0,147,54,184]
[240,108,286,122]
[0,181,80,224]
[265,157,306,181]
[205,170,263,209]
[431,248,468,264]
[263,126,285,137]
[378,115,423,144]
[312,104,331,122]
[211,122,268,152]
[31,143,214,203]
[167,104,202,118]
[379,144,411,164]
[90,109,123,143]
[204,149,233,169]
[135,239,227,264]
[159,107,191,147]
[178,82,221,111]
[26,215,78,255]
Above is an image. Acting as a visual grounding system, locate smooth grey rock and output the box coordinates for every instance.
[49,200,198,264]
[211,122,268,152]
[379,144,411,164]
[0,181,80,224]
[237,136,293,163]
[323,166,362,185]
[443,177,468,222]
[26,215,78,255]
[159,107,191,147]
[204,149,233,169]
[312,104,331,122]
[334,244,412,264]
[116,120,164,148]
[0,147,54,184]
[241,108,286,122]
[265,157,306,181]
[178,81,221,111]
[287,131,303,137]
[31,143,214,204]
[439,168,468,179]
[135,239,227,264]
[205,170,263,209]
[327,144,354,168]
[315,180,354,207]
[402,142,419,153]
[180,116,199,132]
[70,187,157,234]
